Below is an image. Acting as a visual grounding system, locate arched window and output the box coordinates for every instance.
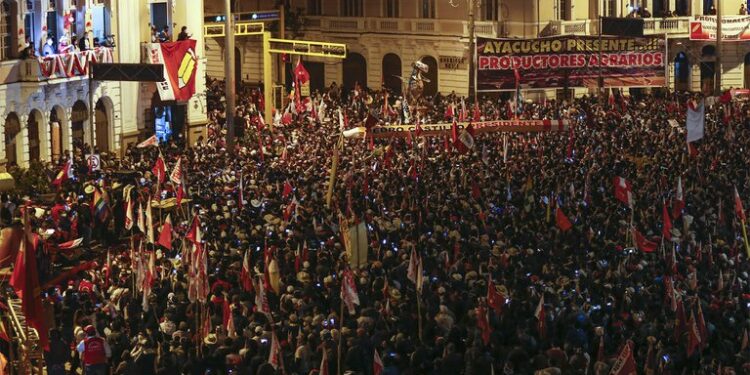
[420,55,438,97]
[674,52,690,92]
[343,52,367,94]
[382,53,402,95]
[700,46,716,94]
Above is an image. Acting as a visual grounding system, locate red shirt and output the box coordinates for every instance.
[82,337,107,365]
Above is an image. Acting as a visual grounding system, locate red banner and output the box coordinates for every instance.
[148,39,198,102]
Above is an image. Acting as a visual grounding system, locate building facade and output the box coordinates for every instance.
[203,0,750,100]
[0,0,207,169]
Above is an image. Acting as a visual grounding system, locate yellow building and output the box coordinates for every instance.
[203,0,750,99]
[0,0,207,168]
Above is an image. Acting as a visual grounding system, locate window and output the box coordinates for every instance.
[557,0,571,20]
[0,1,11,60]
[341,0,363,17]
[483,0,498,21]
[91,4,111,43]
[605,0,617,17]
[421,0,435,18]
[307,0,322,16]
[151,2,171,42]
[385,0,399,18]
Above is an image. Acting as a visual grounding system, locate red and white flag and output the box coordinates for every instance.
[169,158,182,185]
[268,331,283,370]
[609,340,637,375]
[373,350,384,375]
[57,238,83,250]
[152,155,166,184]
[487,277,505,314]
[52,159,73,187]
[614,177,633,207]
[147,39,198,101]
[254,275,271,318]
[240,249,253,292]
[341,269,360,315]
[535,295,546,339]
[137,135,159,148]
[735,186,746,221]
[686,311,701,357]
[632,228,657,253]
[157,214,172,250]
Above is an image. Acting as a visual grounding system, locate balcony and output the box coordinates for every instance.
[540,20,592,37]
[305,16,501,38]
[21,47,114,82]
[536,16,690,38]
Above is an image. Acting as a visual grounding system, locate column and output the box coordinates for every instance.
[114,0,142,139]
[669,0,676,13]
[18,115,29,168]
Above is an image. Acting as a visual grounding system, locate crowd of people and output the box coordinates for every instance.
[2,81,750,375]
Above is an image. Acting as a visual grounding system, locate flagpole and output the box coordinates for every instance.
[742,219,750,258]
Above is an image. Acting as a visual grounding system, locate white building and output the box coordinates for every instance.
[0,0,207,169]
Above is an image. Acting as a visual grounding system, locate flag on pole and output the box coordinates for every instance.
[10,231,48,349]
[672,176,685,219]
[686,311,701,356]
[157,214,172,250]
[170,158,182,185]
[341,268,360,315]
[662,201,672,240]
[268,331,283,370]
[614,177,634,206]
[476,304,491,345]
[609,340,637,375]
[152,155,166,184]
[487,277,504,314]
[632,228,657,253]
[686,99,705,143]
[407,248,422,290]
[735,186,746,221]
[534,295,546,339]
[52,159,73,187]
[240,249,253,292]
[145,196,154,244]
[373,351,384,375]
[137,135,159,148]
[57,238,83,250]
[555,207,573,232]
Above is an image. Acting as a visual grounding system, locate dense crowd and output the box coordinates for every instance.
[2,81,750,375]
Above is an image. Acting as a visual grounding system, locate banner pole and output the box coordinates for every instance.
[742,219,750,258]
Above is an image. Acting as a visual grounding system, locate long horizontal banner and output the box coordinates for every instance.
[690,16,750,41]
[477,36,666,90]
[344,119,570,139]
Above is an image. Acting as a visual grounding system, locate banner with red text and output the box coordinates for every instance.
[147,39,198,102]
[477,36,666,91]
[351,119,571,139]
[690,16,750,41]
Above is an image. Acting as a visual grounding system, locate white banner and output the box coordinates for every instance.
[690,16,750,41]
[147,44,176,101]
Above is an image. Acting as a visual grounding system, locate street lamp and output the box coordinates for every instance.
[449,0,481,100]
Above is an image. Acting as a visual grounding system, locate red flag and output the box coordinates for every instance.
[373,350,384,375]
[632,228,657,253]
[735,186,746,221]
[609,340,637,375]
[185,215,201,244]
[157,214,173,250]
[169,158,182,185]
[486,277,504,314]
[455,124,475,153]
[51,159,73,187]
[294,58,310,84]
[268,331,283,370]
[555,207,573,232]
[686,311,701,356]
[534,295,546,339]
[10,233,48,349]
[476,304,491,345]
[240,250,253,292]
[222,298,231,328]
[152,155,166,184]
[471,182,481,200]
[614,177,633,206]
[451,119,459,146]
[473,101,482,122]
[282,181,294,199]
[696,302,708,348]
[662,202,672,240]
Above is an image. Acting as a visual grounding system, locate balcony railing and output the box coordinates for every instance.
[22,47,114,81]
[305,16,500,38]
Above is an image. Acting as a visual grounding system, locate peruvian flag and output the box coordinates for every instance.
[185,215,201,244]
[686,311,701,356]
[148,40,198,101]
[282,180,294,199]
[294,58,310,84]
[614,177,633,206]
[672,176,685,219]
[476,304,491,345]
[341,268,360,315]
[157,214,172,250]
[268,331,283,370]
[486,277,505,314]
[407,248,423,291]
[535,295,546,339]
[473,101,482,122]
[240,249,253,292]
[57,237,83,250]
[735,186,746,221]
[152,155,166,184]
[137,135,159,148]
[609,340,637,375]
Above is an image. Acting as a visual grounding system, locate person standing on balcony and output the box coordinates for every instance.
[43,35,56,56]
[158,26,171,43]
[79,32,91,51]
[740,3,747,15]
[177,26,190,41]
